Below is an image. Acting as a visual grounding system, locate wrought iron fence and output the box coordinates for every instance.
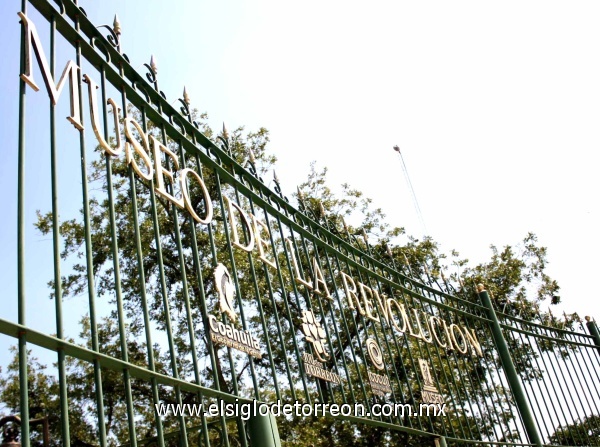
[0,0,599,446]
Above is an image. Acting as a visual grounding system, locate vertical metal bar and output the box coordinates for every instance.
[478,287,543,447]
[351,255,412,424]
[49,16,70,447]
[319,243,373,410]
[332,252,385,422]
[533,326,588,445]
[122,93,165,447]
[280,231,327,403]
[214,166,260,400]
[319,243,369,407]
[230,185,280,400]
[377,261,429,433]
[229,179,281,400]
[562,328,600,431]
[511,329,554,442]
[152,121,191,447]
[253,205,312,401]
[574,332,600,436]
[294,236,346,402]
[376,279,456,435]
[143,125,187,446]
[175,142,211,446]
[188,152,231,447]
[17,1,30,445]
[565,341,599,442]
[242,196,295,400]
[550,332,590,444]
[210,165,248,446]
[404,294,460,436]
[145,80,188,445]
[318,246,358,404]
[97,65,139,447]
[440,291,503,442]
[577,332,600,407]
[306,243,350,404]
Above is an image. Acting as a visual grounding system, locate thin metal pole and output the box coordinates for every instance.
[393,145,427,237]
[17,1,30,445]
[124,98,166,447]
[50,16,70,447]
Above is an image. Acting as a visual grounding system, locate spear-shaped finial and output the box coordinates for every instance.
[183,86,190,105]
[386,244,393,258]
[319,202,326,217]
[296,186,303,200]
[113,14,121,36]
[273,170,279,183]
[222,122,229,140]
[341,216,348,233]
[248,147,256,164]
[361,228,368,245]
[150,55,157,74]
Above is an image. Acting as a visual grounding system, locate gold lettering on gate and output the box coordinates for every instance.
[19,12,84,130]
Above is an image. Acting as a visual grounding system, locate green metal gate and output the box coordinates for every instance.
[1,1,599,446]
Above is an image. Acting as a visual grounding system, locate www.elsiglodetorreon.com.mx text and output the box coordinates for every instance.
[155,400,447,421]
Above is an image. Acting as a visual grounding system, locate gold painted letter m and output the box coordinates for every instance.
[18,12,83,130]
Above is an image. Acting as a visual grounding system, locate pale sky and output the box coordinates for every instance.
[1,0,599,334]
[99,0,600,320]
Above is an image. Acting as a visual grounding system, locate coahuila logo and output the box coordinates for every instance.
[208,264,261,358]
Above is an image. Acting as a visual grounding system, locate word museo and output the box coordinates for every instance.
[19,13,482,357]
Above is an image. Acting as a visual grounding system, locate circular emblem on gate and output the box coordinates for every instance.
[366,338,385,371]
[214,263,236,322]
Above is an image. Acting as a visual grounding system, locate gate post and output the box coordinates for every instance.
[247,413,281,447]
[433,436,448,447]
[585,316,600,356]
[477,285,543,447]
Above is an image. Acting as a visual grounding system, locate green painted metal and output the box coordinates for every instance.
[587,318,600,356]
[247,414,281,447]
[478,289,543,447]
[17,0,30,445]
[4,1,600,446]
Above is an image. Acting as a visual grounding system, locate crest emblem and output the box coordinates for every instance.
[301,310,330,362]
[214,263,236,321]
[419,358,444,404]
